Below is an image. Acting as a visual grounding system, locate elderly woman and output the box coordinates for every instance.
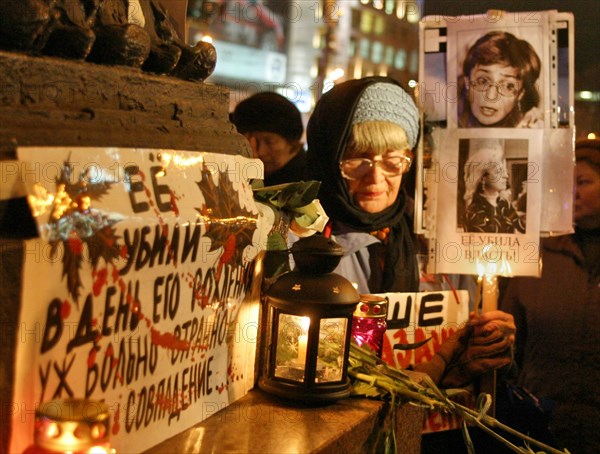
[463,142,525,233]
[305,76,515,388]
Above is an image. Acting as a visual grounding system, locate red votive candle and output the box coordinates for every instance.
[351,294,388,357]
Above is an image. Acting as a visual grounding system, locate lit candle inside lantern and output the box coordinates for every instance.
[260,235,360,401]
[297,316,310,366]
[297,334,308,363]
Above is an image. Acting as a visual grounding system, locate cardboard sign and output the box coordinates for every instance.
[378,290,472,433]
[416,10,576,255]
[10,147,271,453]
[432,129,544,276]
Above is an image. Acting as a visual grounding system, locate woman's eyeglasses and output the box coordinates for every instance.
[339,154,413,180]
[469,77,521,97]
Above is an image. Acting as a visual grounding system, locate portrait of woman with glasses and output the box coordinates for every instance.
[458,30,543,128]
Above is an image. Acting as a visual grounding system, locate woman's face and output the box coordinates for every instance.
[574,160,600,227]
[482,160,509,193]
[468,64,522,126]
[343,151,404,213]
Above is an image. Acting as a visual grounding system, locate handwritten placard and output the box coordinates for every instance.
[10,147,270,453]
[378,291,472,433]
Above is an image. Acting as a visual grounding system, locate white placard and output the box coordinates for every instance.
[432,128,543,276]
[10,147,270,453]
[379,290,470,433]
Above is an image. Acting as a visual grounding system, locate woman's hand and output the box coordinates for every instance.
[469,310,515,345]
[434,310,515,387]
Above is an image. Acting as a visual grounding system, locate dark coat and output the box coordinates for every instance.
[264,150,307,187]
[465,192,525,233]
[501,233,600,454]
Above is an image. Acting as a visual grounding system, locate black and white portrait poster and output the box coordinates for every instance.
[416,10,559,235]
[446,11,550,130]
[432,128,543,276]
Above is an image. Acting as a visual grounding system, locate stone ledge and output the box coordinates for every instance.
[0,51,250,155]
[145,388,424,454]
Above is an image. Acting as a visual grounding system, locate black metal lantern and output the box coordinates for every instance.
[259,235,360,402]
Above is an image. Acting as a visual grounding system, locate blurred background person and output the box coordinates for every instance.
[499,138,600,454]
[458,31,542,128]
[230,91,306,186]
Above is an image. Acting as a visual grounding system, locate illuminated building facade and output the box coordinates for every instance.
[186,0,421,112]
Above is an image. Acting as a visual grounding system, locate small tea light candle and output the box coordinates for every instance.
[351,294,388,357]
[25,398,114,454]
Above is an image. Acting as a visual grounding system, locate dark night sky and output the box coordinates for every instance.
[422,0,600,91]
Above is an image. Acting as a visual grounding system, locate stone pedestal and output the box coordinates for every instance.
[0,50,250,154]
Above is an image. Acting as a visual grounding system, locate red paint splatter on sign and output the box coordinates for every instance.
[61,300,71,319]
[112,404,120,435]
[150,327,190,352]
[93,267,108,296]
[87,347,98,369]
[170,190,180,217]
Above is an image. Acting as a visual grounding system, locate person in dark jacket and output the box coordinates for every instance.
[499,138,600,454]
[230,91,306,186]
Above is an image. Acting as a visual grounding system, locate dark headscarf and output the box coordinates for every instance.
[306,76,419,292]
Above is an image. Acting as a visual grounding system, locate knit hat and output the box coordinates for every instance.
[230,92,303,142]
[351,83,420,149]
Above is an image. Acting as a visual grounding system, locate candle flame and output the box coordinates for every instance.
[299,316,311,333]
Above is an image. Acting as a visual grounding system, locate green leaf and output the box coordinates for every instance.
[253,181,321,209]
[277,181,321,207]
[266,232,289,251]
